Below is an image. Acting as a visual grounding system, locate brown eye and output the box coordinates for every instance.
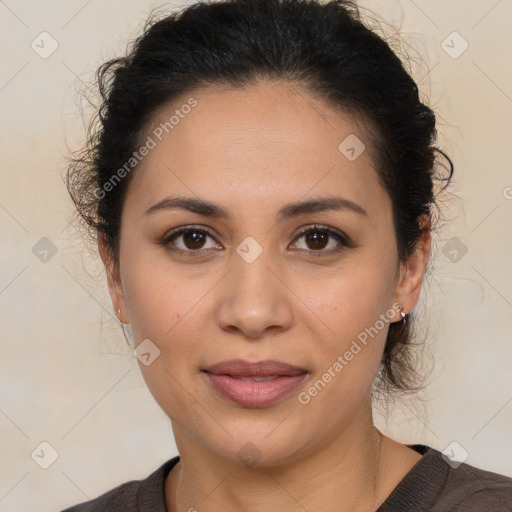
[304,230,329,250]
[160,224,349,257]
[292,225,348,254]
[163,227,220,254]
[179,230,208,250]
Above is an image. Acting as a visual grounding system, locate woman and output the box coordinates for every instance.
[61,0,512,510]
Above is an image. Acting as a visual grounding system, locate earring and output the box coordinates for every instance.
[399,305,407,326]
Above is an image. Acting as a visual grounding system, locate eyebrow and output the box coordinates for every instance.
[144,195,368,221]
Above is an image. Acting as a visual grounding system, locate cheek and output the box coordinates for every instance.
[120,243,182,331]
[303,254,395,337]
[120,250,219,370]
[295,274,394,419]
[120,255,212,419]
[296,252,397,392]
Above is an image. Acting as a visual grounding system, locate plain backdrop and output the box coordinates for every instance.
[0,1,511,510]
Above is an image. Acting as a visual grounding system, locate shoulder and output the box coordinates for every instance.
[439,452,512,510]
[379,444,512,511]
[60,480,139,512]
[59,457,179,512]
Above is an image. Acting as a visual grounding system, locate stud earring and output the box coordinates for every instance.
[399,305,407,326]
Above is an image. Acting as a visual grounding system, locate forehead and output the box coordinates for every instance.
[125,80,391,221]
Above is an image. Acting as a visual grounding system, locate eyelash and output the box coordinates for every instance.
[159,224,350,258]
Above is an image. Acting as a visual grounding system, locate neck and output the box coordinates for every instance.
[165,411,387,512]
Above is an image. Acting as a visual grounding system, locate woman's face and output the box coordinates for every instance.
[102,80,428,466]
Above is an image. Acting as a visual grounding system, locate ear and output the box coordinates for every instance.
[98,233,129,324]
[392,214,431,320]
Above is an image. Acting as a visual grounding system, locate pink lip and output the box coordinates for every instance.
[202,359,308,407]
[203,358,307,377]
[204,373,307,407]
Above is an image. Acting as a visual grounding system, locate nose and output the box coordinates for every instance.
[214,247,294,340]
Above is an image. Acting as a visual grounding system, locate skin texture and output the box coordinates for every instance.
[100,80,430,512]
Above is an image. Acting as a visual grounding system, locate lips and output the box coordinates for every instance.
[202,359,308,407]
[203,359,307,377]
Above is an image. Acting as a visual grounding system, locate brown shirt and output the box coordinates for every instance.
[61,444,512,511]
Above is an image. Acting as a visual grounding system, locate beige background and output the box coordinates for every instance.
[1,1,511,510]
